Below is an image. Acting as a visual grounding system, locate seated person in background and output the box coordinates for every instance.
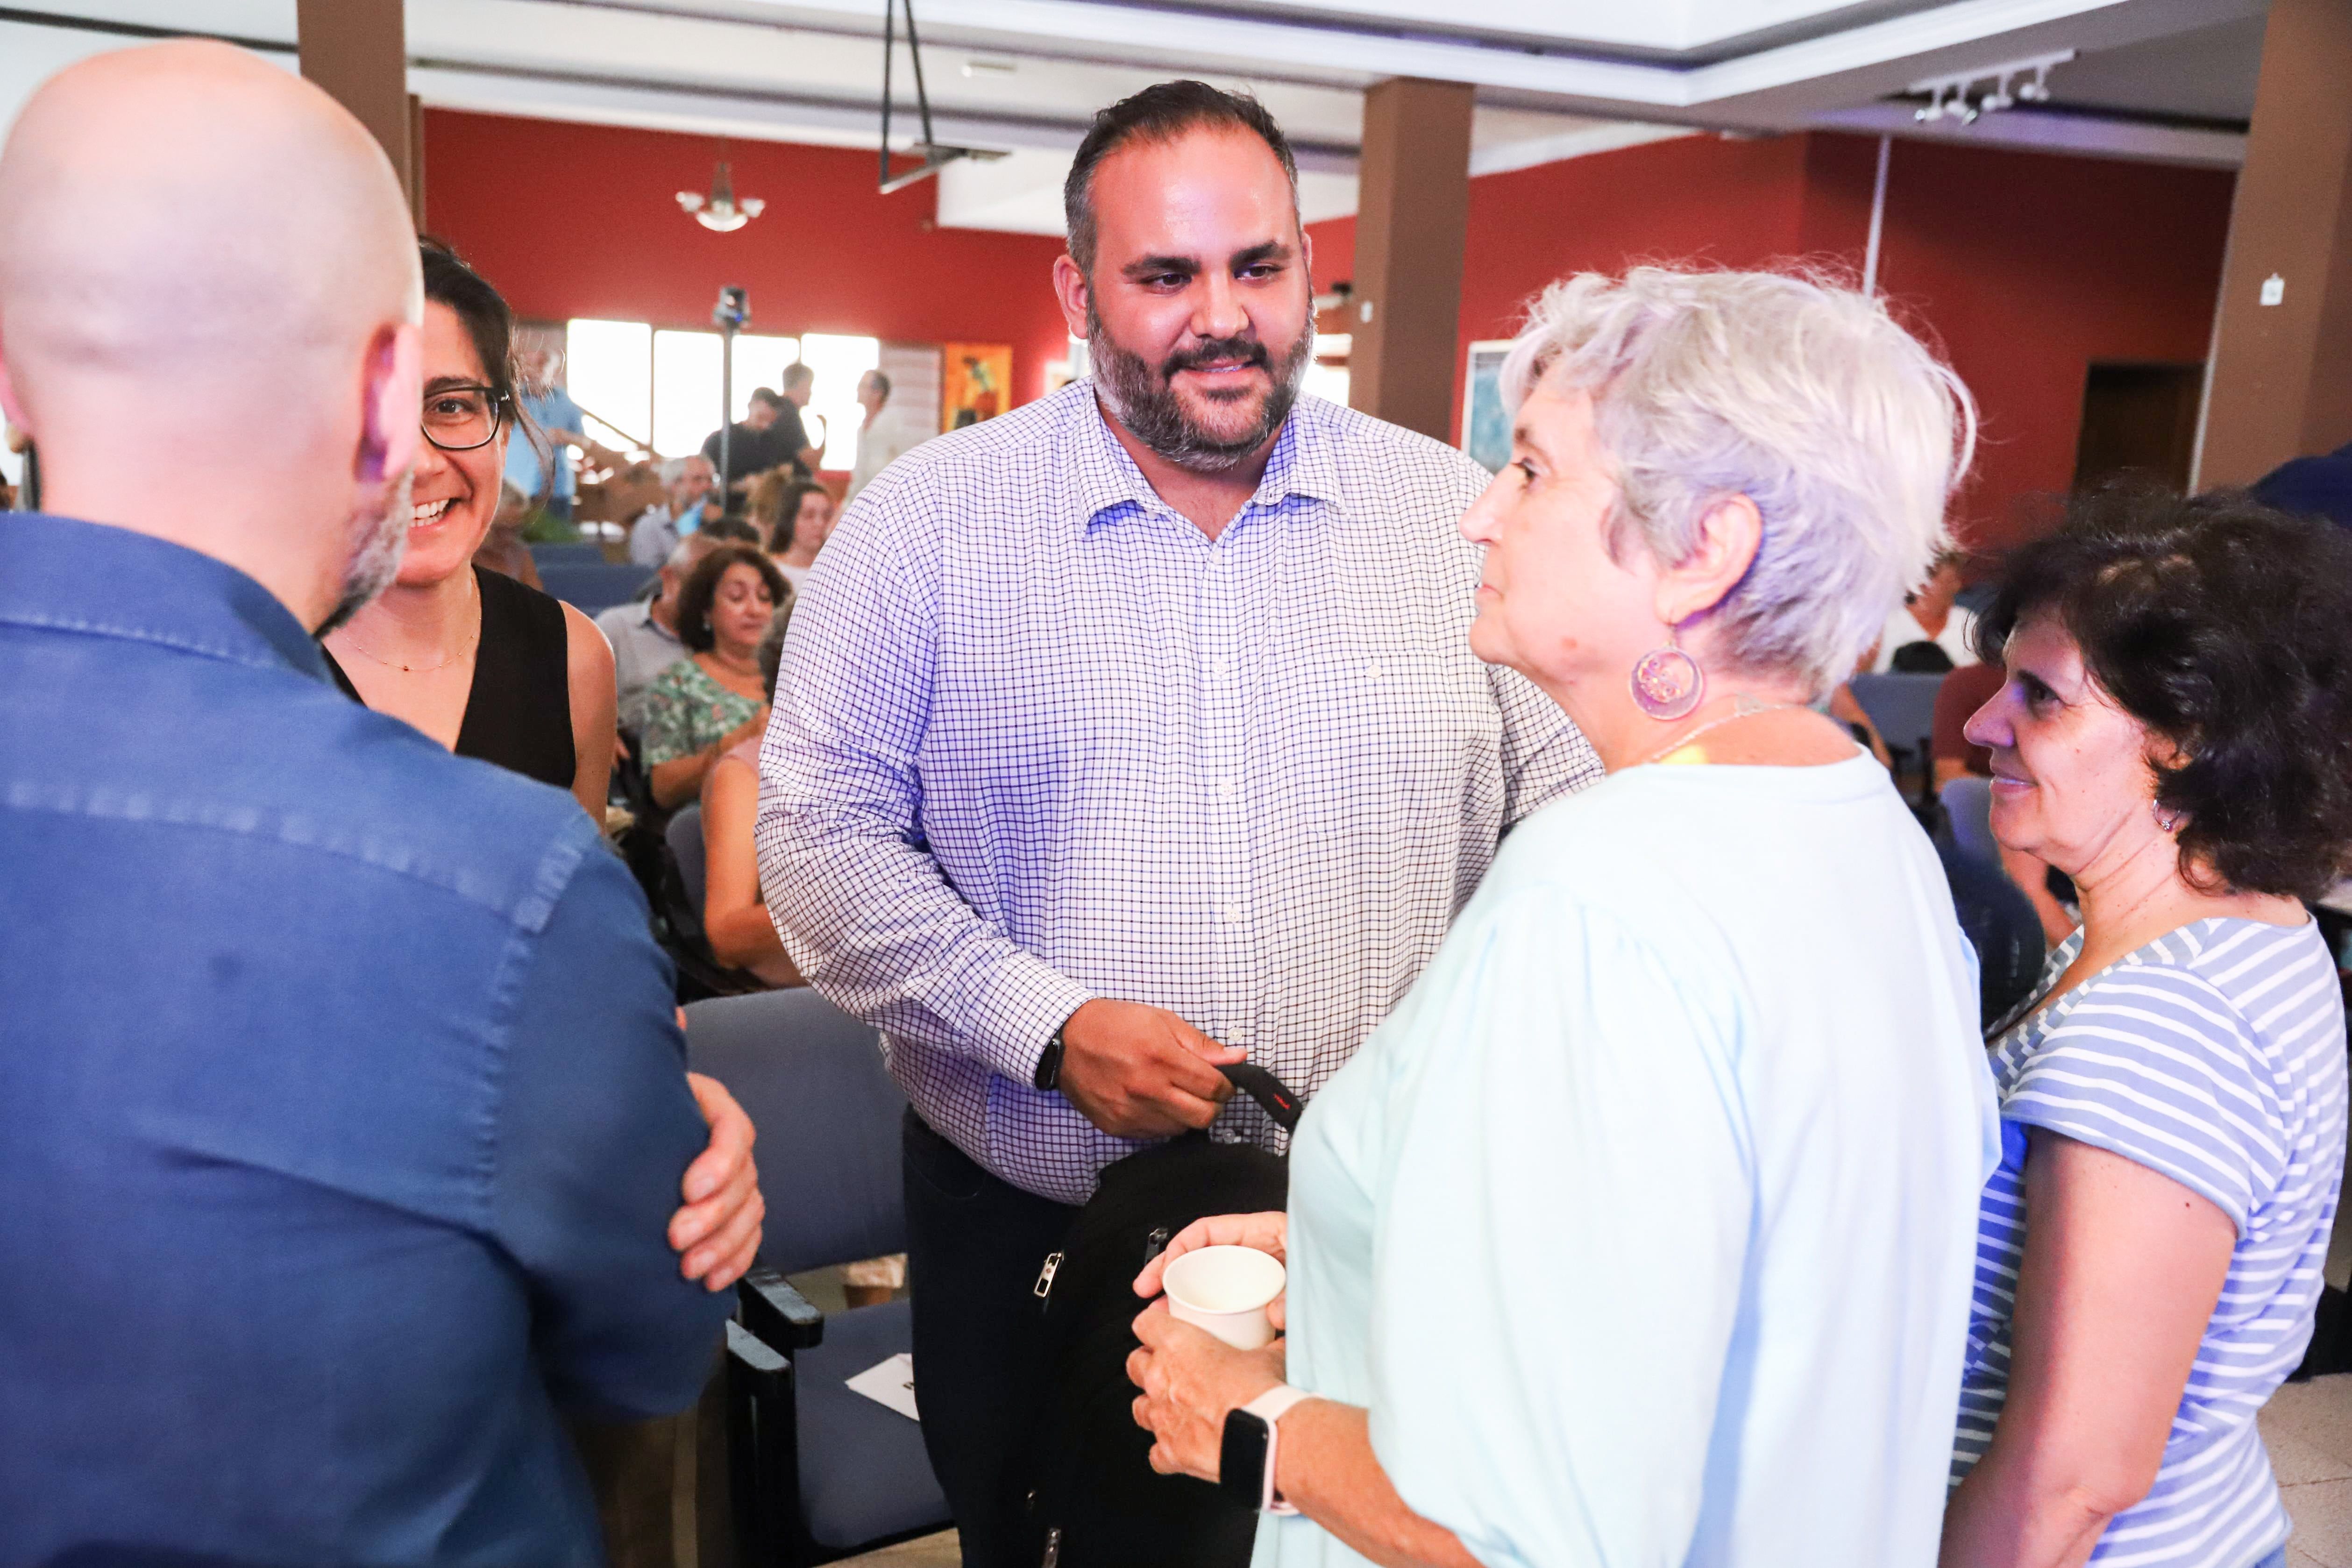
[322,240,617,821]
[640,542,788,809]
[1942,489,2352,1568]
[1131,266,1998,1567]
[629,452,719,567]
[0,43,748,1563]
[598,532,719,733]
[1869,546,1978,671]
[701,605,801,989]
[752,472,836,588]
[472,478,541,587]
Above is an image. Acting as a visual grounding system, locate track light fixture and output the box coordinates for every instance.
[1910,50,2072,127]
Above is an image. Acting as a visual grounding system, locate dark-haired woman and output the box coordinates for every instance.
[640,543,788,809]
[1941,491,2352,1568]
[323,241,616,819]
[749,472,836,589]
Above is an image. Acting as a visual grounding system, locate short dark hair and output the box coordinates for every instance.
[418,237,548,480]
[782,362,815,392]
[862,369,893,399]
[748,386,784,411]
[675,543,788,654]
[1975,485,2352,901]
[1063,80,1299,275]
[697,515,761,547]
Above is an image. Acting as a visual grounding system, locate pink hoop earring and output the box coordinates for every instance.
[1630,624,1704,722]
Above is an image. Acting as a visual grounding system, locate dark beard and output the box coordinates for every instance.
[1087,306,1313,474]
[317,470,412,635]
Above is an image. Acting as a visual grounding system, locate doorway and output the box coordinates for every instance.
[2072,361,2204,492]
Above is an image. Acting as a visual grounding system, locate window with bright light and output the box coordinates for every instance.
[564,320,653,452]
[579,317,883,467]
[798,333,883,468]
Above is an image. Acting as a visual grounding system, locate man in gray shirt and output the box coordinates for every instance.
[598,533,718,732]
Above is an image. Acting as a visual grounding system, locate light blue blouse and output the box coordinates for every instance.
[1263,754,2002,1568]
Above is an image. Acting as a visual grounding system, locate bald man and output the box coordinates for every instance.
[0,43,733,1565]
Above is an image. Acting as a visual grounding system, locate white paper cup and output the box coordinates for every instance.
[1162,1245,1286,1350]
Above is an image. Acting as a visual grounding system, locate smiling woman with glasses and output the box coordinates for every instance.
[320,239,617,818]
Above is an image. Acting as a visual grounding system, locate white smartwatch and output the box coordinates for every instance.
[1219,1384,1314,1515]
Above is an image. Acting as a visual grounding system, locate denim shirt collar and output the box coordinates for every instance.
[1067,383,1339,537]
[0,513,332,682]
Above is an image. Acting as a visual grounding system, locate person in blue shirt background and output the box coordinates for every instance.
[506,343,610,525]
[0,41,757,1566]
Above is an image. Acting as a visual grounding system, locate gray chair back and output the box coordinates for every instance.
[667,803,707,923]
[540,561,655,614]
[1849,671,1946,756]
[685,988,908,1277]
[1942,775,1998,866]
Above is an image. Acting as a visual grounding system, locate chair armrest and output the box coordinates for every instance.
[736,1266,824,1351]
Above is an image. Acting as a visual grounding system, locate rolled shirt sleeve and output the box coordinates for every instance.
[1364,889,1749,1568]
[490,828,731,1421]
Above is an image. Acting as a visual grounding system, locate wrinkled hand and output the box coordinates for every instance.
[671,1071,763,1291]
[1056,998,1243,1139]
[1134,1211,1288,1332]
[1128,1298,1286,1482]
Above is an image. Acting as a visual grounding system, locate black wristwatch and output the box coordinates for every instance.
[1033,1019,1069,1092]
[1219,1387,1308,1513]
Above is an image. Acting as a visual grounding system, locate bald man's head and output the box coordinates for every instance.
[0,40,425,628]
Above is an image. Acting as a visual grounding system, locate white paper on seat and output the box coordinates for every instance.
[846,1352,920,1421]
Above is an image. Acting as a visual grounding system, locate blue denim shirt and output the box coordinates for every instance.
[0,515,730,1566]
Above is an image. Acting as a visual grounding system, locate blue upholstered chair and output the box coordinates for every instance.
[539,561,655,615]
[529,541,605,570]
[688,988,951,1565]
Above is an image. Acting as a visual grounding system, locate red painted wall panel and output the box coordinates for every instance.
[427,108,2231,551]
[419,109,1074,410]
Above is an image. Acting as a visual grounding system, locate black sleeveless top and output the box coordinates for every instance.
[321,566,576,791]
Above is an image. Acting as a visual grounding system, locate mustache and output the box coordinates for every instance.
[1162,335,1271,378]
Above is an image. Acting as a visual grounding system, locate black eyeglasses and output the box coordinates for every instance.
[422,383,507,452]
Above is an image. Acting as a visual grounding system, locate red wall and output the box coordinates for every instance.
[427,108,2233,549]
[419,109,1074,408]
[1318,130,2233,551]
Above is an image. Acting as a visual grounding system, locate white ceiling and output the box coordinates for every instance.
[0,0,2266,236]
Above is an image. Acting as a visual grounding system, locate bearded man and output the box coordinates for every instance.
[756,80,1599,1562]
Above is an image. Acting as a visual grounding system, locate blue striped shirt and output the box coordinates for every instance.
[1954,917,2347,1568]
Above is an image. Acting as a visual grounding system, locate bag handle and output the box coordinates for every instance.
[1218,1060,1304,1133]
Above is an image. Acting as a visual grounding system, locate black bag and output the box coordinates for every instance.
[1005,1065,1302,1568]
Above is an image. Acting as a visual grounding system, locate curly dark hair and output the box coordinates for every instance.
[675,543,788,654]
[1973,485,2352,901]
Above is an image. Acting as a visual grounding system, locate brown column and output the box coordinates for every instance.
[2195,0,2352,488]
[296,0,416,220]
[1350,78,1475,441]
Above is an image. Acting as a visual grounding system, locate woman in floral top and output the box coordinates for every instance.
[640,542,790,808]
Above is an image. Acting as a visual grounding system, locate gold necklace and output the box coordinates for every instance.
[340,578,480,675]
[1638,694,1808,767]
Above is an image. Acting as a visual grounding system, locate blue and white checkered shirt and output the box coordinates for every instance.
[756,382,1600,1204]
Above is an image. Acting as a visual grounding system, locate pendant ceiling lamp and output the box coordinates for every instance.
[677,157,764,233]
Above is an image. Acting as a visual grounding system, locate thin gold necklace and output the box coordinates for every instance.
[341,588,482,674]
[1638,694,1807,767]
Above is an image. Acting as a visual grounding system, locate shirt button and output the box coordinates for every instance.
[1364,662,1385,682]
[1216,779,1237,799]
[1220,902,1243,924]
[1210,657,1230,680]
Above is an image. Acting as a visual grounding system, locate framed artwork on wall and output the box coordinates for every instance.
[1460,339,1514,474]
[942,343,1013,431]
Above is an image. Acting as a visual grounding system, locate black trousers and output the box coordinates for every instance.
[902,1108,1079,1568]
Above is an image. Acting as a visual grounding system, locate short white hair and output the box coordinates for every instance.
[661,454,712,486]
[1501,267,1976,695]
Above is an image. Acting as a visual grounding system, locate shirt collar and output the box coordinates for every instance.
[0,513,331,681]
[1068,383,1339,534]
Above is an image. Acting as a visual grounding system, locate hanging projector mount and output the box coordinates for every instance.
[877,0,1007,196]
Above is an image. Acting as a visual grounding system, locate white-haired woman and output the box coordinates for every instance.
[1127,269,2002,1568]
